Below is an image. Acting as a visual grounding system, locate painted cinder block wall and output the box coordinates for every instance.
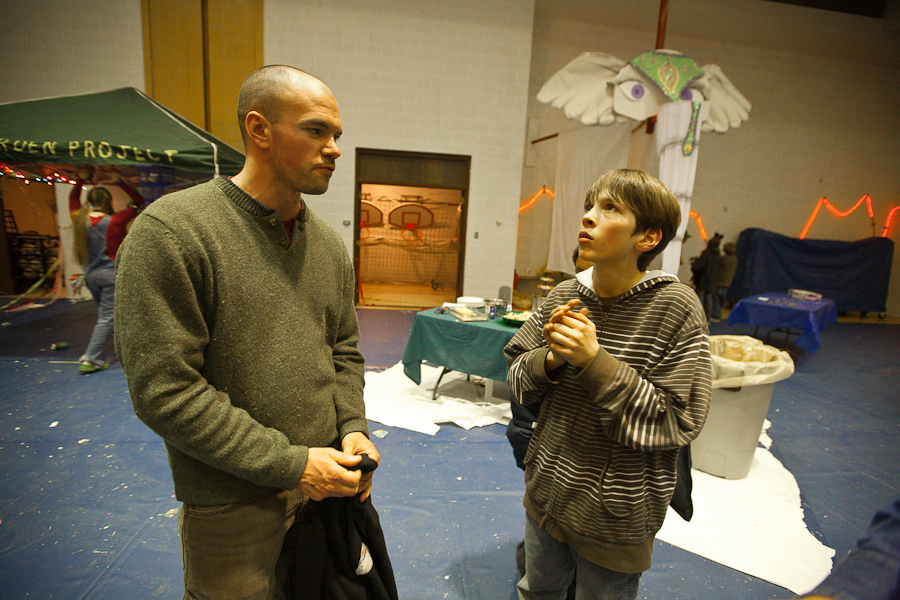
[263,0,535,301]
[2,0,899,313]
[520,1,900,315]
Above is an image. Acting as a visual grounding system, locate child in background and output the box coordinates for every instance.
[690,233,722,323]
[70,167,143,373]
[504,169,712,600]
[710,241,737,322]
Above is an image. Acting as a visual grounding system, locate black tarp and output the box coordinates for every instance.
[729,228,894,313]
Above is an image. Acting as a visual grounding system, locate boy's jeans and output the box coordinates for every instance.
[517,513,641,600]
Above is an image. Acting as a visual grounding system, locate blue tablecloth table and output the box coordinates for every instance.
[727,293,838,353]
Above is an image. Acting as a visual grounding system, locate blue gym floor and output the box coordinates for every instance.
[0,300,897,599]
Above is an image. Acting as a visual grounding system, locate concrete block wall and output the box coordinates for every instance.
[264,0,535,300]
[521,2,900,314]
[7,1,896,313]
[0,0,144,103]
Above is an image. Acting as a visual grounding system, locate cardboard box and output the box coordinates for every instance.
[788,289,822,302]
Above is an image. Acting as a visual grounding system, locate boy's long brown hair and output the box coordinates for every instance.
[584,169,681,271]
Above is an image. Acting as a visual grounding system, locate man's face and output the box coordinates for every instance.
[269,81,342,196]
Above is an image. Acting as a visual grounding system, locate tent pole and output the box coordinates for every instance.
[645,0,670,134]
[656,0,669,50]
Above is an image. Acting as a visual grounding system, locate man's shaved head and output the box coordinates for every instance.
[237,65,329,142]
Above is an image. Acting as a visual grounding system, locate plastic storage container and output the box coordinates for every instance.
[691,335,794,480]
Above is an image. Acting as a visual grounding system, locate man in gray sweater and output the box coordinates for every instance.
[114,66,378,599]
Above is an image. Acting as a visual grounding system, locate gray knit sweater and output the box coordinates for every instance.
[114,177,367,505]
[504,269,711,572]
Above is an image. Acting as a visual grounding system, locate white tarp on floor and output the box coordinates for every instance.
[364,362,511,435]
[364,363,835,595]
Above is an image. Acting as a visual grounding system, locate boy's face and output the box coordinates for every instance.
[577,192,648,269]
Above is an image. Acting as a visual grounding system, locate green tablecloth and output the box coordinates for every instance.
[401,308,522,385]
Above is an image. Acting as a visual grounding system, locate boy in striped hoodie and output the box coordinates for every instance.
[505,169,712,600]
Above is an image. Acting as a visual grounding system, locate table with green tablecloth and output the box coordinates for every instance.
[401,308,522,398]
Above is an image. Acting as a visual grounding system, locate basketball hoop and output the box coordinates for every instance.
[400,222,422,241]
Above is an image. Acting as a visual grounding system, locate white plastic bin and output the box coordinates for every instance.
[691,336,794,480]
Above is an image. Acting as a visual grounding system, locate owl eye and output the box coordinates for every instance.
[681,87,704,102]
[630,84,645,100]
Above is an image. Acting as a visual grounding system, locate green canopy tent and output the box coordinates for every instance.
[0,87,244,179]
[0,88,244,295]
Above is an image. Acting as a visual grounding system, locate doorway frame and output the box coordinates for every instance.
[354,148,471,305]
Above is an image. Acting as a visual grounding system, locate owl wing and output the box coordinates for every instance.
[536,52,631,126]
[694,64,752,133]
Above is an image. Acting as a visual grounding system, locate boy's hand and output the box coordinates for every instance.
[543,300,598,368]
[542,300,580,371]
[542,299,581,346]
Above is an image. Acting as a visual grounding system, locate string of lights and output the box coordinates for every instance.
[0,164,75,185]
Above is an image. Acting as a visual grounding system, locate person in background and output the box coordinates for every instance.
[69,167,142,373]
[114,65,379,600]
[710,241,737,323]
[505,169,711,600]
[690,232,722,323]
[796,497,900,600]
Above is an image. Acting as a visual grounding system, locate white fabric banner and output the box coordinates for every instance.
[55,184,92,301]
[547,124,632,274]
[656,100,703,274]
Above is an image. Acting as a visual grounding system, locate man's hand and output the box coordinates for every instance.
[342,432,380,501]
[297,447,365,501]
[543,299,598,368]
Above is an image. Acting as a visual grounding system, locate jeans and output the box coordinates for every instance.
[517,513,641,600]
[696,289,716,322]
[80,266,116,366]
[710,286,729,321]
[808,497,900,600]
[178,489,308,600]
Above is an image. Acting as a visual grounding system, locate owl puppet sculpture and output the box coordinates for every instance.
[537,50,750,273]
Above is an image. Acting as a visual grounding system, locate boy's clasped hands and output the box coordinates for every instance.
[543,299,600,371]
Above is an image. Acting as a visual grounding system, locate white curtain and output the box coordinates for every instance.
[547,123,632,274]
[656,100,703,275]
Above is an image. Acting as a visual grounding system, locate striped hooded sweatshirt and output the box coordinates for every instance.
[504,268,711,573]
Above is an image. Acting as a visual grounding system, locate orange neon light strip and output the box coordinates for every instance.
[799,194,879,239]
[519,186,555,213]
[521,188,899,241]
[689,211,707,241]
[883,206,900,238]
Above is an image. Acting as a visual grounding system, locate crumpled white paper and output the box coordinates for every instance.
[364,362,511,435]
[365,363,834,595]
[657,436,835,594]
